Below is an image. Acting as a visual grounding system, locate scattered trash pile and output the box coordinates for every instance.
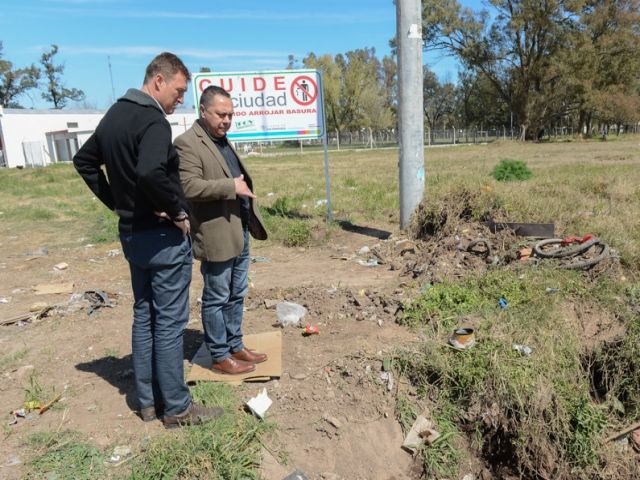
[350,224,616,287]
[249,285,406,331]
[1,288,118,328]
[9,389,65,426]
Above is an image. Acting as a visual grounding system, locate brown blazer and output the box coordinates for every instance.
[175,121,267,262]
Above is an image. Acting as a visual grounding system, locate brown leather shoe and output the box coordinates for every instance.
[139,406,157,422]
[211,357,256,375]
[232,347,268,364]
[163,402,224,429]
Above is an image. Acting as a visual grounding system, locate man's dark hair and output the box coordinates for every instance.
[200,85,231,108]
[144,52,191,84]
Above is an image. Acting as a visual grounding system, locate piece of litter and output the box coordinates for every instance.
[29,301,49,312]
[266,192,274,197]
[53,262,69,271]
[0,297,9,304]
[282,470,309,480]
[379,371,394,391]
[513,344,533,356]
[109,445,132,463]
[498,298,508,309]
[250,256,271,263]
[323,414,342,429]
[5,454,21,466]
[276,301,307,327]
[107,249,121,257]
[26,247,48,256]
[358,246,370,255]
[449,327,476,350]
[545,287,559,294]
[315,199,328,207]
[356,258,379,267]
[83,290,115,315]
[302,324,319,336]
[245,388,272,419]
[402,413,440,453]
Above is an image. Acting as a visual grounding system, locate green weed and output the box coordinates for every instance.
[0,348,27,371]
[282,220,311,247]
[418,403,462,479]
[395,395,418,434]
[491,158,533,182]
[26,431,106,480]
[129,382,270,479]
[89,211,119,243]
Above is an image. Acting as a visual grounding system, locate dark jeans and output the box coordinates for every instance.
[120,227,192,417]
[200,228,250,362]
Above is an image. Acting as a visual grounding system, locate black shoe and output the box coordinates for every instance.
[162,403,224,429]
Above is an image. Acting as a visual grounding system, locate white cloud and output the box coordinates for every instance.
[37,6,387,24]
[55,45,292,61]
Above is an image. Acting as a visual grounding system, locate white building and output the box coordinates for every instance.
[0,106,197,168]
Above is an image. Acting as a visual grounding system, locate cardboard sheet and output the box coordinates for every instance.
[187,330,282,384]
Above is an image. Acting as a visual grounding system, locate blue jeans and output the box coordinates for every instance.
[120,227,192,417]
[201,228,250,362]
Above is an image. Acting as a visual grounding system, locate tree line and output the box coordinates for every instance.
[0,42,85,109]
[294,0,640,142]
[423,0,640,140]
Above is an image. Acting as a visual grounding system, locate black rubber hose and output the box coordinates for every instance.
[467,238,492,259]
[533,237,600,259]
[558,243,610,270]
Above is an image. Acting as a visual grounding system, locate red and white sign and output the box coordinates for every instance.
[192,69,325,141]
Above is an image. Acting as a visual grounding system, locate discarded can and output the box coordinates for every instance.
[449,327,476,350]
[498,298,508,309]
[545,287,559,294]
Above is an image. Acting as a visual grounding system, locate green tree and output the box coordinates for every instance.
[563,0,640,135]
[423,66,456,143]
[381,55,398,121]
[40,45,85,109]
[0,41,40,108]
[303,48,395,146]
[423,0,574,140]
[456,70,509,130]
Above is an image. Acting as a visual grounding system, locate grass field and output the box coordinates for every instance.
[2,135,640,478]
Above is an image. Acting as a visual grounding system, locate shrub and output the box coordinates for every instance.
[491,159,533,182]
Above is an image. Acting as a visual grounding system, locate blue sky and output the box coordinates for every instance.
[1,0,472,110]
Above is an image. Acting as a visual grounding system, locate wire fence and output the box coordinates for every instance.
[243,124,640,154]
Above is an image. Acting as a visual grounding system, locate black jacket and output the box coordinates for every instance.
[73,88,188,234]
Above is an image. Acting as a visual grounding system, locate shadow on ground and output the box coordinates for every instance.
[75,328,204,410]
[337,220,392,240]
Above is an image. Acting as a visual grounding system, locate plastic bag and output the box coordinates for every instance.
[276,301,307,327]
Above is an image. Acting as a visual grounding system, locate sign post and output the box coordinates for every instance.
[192,69,332,220]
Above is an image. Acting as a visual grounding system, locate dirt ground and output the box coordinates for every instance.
[1,214,625,480]
[0,222,436,480]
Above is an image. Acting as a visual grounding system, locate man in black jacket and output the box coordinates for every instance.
[73,52,222,428]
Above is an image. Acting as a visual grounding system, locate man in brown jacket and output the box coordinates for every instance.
[175,85,268,375]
